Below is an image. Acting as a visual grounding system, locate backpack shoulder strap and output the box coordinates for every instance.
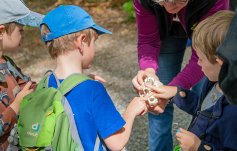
[3,55,30,81]
[58,73,89,151]
[59,74,107,151]
[35,70,55,91]
[59,73,90,95]
[3,55,16,68]
[36,75,49,91]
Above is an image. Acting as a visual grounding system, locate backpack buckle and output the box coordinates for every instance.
[45,146,53,151]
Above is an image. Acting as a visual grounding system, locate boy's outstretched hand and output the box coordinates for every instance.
[105,97,148,150]
[147,98,167,114]
[176,128,201,151]
[10,81,34,114]
[127,97,148,116]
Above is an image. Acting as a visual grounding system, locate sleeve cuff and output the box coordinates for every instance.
[198,140,213,151]
[171,86,187,102]
[100,119,126,139]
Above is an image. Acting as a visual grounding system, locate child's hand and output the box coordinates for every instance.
[147,98,168,114]
[176,128,201,151]
[106,97,147,150]
[147,85,178,100]
[127,97,148,116]
[10,81,34,114]
[88,74,106,83]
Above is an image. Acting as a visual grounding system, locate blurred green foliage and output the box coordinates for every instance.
[25,0,135,21]
[123,0,135,20]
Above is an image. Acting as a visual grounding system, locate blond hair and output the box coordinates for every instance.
[192,10,234,64]
[41,24,98,59]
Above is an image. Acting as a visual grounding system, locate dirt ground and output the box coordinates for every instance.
[6,3,192,150]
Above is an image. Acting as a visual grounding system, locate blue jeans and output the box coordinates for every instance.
[149,36,187,151]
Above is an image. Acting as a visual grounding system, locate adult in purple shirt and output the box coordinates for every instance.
[132,0,229,150]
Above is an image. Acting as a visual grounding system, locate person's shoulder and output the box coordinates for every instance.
[223,102,237,112]
[68,80,110,104]
[71,79,107,94]
[218,100,237,133]
[221,99,237,119]
[80,79,105,88]
[48,75,106,91]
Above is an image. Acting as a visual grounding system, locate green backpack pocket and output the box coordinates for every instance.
[18,88,61,148]
[18,72,90,151]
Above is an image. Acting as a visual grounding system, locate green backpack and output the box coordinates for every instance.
[18,72,93,151]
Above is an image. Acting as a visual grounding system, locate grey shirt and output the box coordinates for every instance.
[201,84,223,111]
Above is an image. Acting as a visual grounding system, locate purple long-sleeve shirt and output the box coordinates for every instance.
[134,0,229,89]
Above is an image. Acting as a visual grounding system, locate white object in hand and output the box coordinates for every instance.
[139,77,163,106]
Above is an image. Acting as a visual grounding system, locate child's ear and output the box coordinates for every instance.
[75,34,86,55]
[0,25,6,40]
[216,57,224,66]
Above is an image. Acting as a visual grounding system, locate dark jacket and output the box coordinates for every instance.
[172,78,237,150]
[217,8,237,105]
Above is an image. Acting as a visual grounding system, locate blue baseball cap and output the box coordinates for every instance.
[0,0,44,27]
[41,5,112,42]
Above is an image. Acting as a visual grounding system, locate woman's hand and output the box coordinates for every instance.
[132,69,159,92]
[176,128,201,151]
[147,85,178,100]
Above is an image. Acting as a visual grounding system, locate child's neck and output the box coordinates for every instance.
[0,49,3,58]
[54,50,83,79]
[0,51,4,62]
[0,40,3,57]
[215,83,223,93]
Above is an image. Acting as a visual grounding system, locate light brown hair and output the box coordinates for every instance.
[2,22,17,34]
[192,10,234,64]
[41,24,98,59]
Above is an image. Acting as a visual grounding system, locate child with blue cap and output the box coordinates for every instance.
[40,5,147,151]
[0,0,43,150]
